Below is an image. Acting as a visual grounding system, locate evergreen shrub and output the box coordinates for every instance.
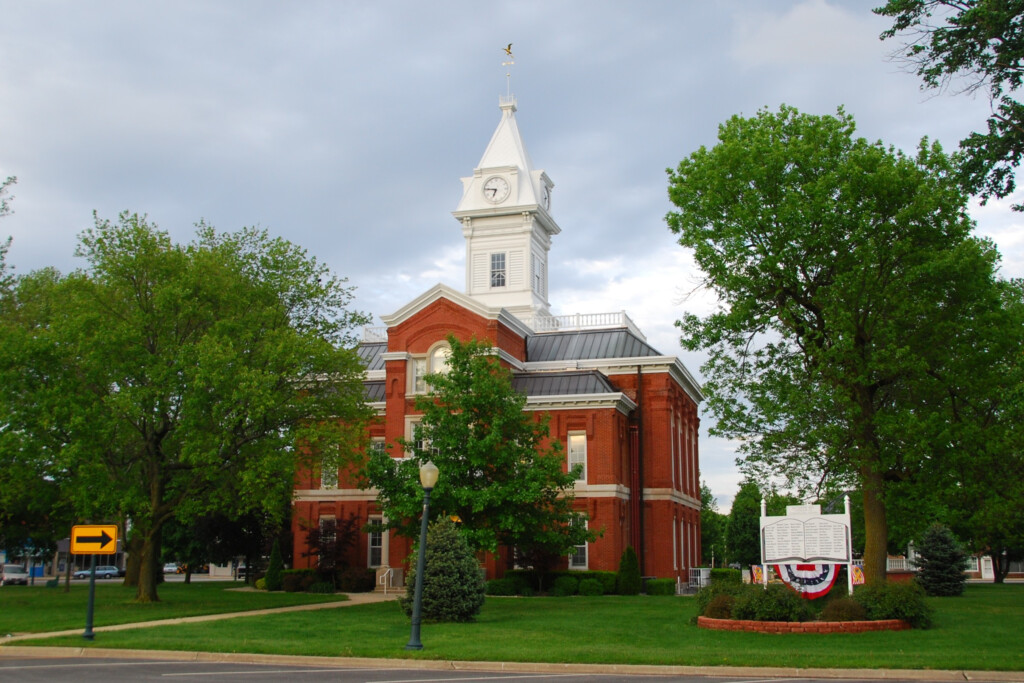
[307,581,335,594]
[400,519,485,622]
[254,578,267,590]
[704,593,735,619]
[264,539,284,591]
[281,569,317,593]
[695,579,748,616]
[485,577,523,596]
[578,578,604,596]
[732,584,813,622]
[616,547,642,595]
[853,582,933,628]
[645,578,676,595]
[915,523,968,597]
[551,575,579,596]
[336,567,375,592]
[820,596,867,621]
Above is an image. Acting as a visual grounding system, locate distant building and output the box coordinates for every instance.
[291,94,703,585]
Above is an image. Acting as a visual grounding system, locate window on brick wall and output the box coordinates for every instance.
[569,515,588,569]
[367,516,383,568]
[567,432,587,482]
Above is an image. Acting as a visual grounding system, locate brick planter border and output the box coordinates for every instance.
[697,616,911,634]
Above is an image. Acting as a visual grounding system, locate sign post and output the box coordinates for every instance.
[759,499,853,599]
[70,525,118,640]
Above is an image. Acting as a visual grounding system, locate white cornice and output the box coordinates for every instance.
[524,392,637,415]
[643,488,701,508]
[365,370,386,381]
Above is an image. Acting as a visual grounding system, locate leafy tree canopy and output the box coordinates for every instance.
[666,105,1016,583]
[362,335,595,559]
[876,0,1024,208]
[0,212,371,601]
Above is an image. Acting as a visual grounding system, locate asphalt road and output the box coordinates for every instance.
[0,656,948,683]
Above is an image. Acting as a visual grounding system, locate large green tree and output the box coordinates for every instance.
[666,105,1015,584]
[876,0,1024,209]
[699,481,727,567]
[0,212,371,601]
[363,336,595,562]
[726,480,762,568]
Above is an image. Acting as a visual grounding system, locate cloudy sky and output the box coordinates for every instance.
[2,1,1021,511]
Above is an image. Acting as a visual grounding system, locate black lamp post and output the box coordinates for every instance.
[405,460,439,651]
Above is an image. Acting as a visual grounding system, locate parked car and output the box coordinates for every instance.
[163,562,180,574]
[73,565,122,579]
[1,564,30,586]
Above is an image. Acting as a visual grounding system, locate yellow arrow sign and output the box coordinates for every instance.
[71,525,118,554]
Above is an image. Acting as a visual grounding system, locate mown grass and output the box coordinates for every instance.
[9,583,1023,671]
[0,580,347,634]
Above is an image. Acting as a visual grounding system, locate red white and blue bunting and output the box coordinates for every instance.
[773,563,838,600]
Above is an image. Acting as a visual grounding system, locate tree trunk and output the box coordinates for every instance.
[123,535,143,587]
[135,526,162,602]
[861,466,889,585]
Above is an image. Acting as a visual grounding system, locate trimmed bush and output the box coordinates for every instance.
[307,581,335,594]
[645,578,676,595]
[400,518,485,622]
[254,578,267,590]
[853,582,933,629]
[695,579,748,616]
[336,567,375,592]
[915,523,967,597]
[616,547,642,595]
[264,539,284,591]
[578,578,604,596]
[820,596,868,622]
[704,593,735,619]
[485,577,524,596]
[733,584,813,622]
[550,575,579,597]
[709,568,742,585]
[281,569,317,593]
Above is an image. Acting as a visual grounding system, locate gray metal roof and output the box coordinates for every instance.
[364,380,385,402]
[511,370,619,396]
[357,342,387,372]
[526,328,661,362]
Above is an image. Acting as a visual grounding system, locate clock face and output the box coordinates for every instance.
[541,184,551,210]
[482,176,510,203]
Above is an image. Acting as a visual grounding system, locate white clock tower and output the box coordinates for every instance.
[452,95,560,323]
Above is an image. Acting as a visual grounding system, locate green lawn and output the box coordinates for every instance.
[0,580,347,634]
[6,583,1022,671]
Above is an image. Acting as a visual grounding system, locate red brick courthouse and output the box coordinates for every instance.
[292,95,704,586]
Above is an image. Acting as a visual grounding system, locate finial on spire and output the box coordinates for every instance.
[502,43,515,99]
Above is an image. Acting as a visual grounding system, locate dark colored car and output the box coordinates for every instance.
[1,564,30,586]
[73,565,122,579]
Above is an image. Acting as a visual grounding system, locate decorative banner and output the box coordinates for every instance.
[773,563,838,600]
[851,565,865,586]
[751,565,764,584]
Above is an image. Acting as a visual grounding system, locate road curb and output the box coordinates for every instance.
[1,645,1022,681]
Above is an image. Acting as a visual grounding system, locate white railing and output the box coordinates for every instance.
[362,327,387,343]
[378,567,394,595]
[688,567,711,590]
[851,558,917,571]
[527,311,647,341]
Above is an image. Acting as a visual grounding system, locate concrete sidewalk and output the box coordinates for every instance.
[1,589,399,643]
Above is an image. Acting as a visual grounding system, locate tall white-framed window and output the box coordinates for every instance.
[370,437,386,454]
[490,252,506,288]
[406,417,436,457]
[567,432,587,482]
[672,514,678,571]
[409,357,428,394]
[320,455,337,489]
[569,515,588,569]
[367,516,383,568]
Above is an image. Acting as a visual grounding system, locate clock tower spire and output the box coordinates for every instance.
[453,93,559,324]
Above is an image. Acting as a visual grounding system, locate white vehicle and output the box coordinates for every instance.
[1,564,30,586]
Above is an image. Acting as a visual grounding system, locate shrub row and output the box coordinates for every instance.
[487,571,680,597]
[258,567,376,593]
[694,580,932,628]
